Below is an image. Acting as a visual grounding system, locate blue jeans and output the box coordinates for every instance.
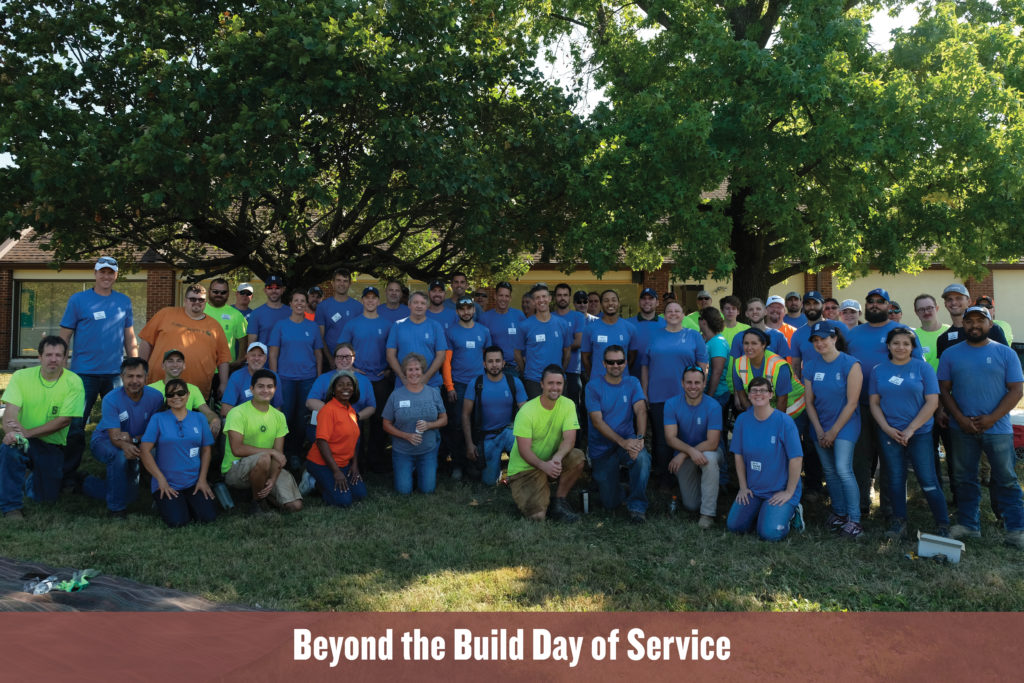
[879,429,949,525]
[0,439,64,512]
[65,373,121,479]
[476,427,515,486]
[813,438,860,522]
[306,460,367,508]
[948,429,1024,531]
[152,487,217,528]
[279,377,315,457]
[393,446,439,495]
[590,446,651,514]
[727,492,800,541]
[82,438,140,512]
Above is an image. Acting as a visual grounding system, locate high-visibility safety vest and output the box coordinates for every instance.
[734,351,805,417]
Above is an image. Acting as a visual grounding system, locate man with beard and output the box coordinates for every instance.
[247,275,290,347]
[515,285,571,399]
[305,286,323,321]
[845,288,922,516]
[480,281,525,376]
[205,278,248,368]
[630,287,667,377]
[788,292,846,383]
[440,298,492,480]
[462,346,527,486]
[765,295,797,346]
[784,291,808,328]
[581,290,640,379]
[939,306,1024,548]
[552,283,586,411]
[426,279,458,332]
[936,284,1008,357]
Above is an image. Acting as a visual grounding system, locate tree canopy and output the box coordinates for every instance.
[1,0,589,283]
[542,0,1024,299]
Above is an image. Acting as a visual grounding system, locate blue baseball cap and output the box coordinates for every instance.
[803,291,824,303]
[867,288,891,302]
[808,321,838,339]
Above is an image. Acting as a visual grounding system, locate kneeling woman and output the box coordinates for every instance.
[140,378,217,528]
[307,371,367,507]
[727,376,803,541]
[382,353,447,494]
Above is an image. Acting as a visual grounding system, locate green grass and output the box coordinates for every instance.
[4,460,1024,612]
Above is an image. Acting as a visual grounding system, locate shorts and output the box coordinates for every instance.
[225,454,302,505]
[509,448,585,517]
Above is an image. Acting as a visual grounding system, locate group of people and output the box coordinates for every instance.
[1,258,1022,549]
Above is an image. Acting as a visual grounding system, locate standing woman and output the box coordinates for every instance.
[382,353,448,494]
[640,301,709,482]
[269,289,324,471]
[732,329,798,414]
[727,376,804,541]
[139,378,216,527]
[802,321,864,538]
[869,327,949,539]
[307,371,367,508]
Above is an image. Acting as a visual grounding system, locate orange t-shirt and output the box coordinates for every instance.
[307,399,360,468]
[140,307,232,399]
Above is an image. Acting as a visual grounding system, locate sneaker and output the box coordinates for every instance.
[3,509,24,520]
[1005,530,1024,549]
[884,518,907,541]
[249,500,270,517]
[934,526,950,538]
[826,512,847,532]
[948,524,981,540]
[840,520,864,540]
[698,515,715,530]
[547,497,580,523]
[109,510,128,521]
[629,510,646,525]
[791,503,805,532]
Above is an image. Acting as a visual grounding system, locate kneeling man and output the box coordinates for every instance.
[664,366,722,529]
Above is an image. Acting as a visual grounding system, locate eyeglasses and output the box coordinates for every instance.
[165,390,188,398]
[697,296,711,301]
[604,358,626,365]
[187,296,206,303]
[915,306,935,313]
[748,388,772,395]
[210,289,229,295]
[335,354,354,360]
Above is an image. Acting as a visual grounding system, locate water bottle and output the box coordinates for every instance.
[669,495,678,514]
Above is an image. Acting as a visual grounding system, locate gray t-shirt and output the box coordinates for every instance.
[381,385,446,456]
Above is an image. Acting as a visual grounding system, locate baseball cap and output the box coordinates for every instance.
[963,305,992,320]
[265,274,285,287]
[236,282,254,294]
[361,286,380,298]
[246,342,268,354]
[765,295,785,307]
[573,291,589,304]
[975,295,994,306]
[639,287,658,298]
[866,288,891,302]
[696,290,712,299]
[840,299,861,312]
[942,283,969,299]
[808,321,838,339]
[162,349,185,361]
[94,256,119,272]
[803,291,824,303]
[785,291,801,300]
[307,285,323,295]
[428,279,446,291]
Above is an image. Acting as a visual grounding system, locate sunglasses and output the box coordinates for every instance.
[604,358,626,366]
[684,365,705,375]
[186,296,206,303]
[210,289,229,295]
[866,298,887,305]
[165,390,188,398]
[96,256,118,267]
[889,308,902,315]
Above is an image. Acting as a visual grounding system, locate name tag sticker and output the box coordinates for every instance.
[813,372,825,381]
[221,314,231,320]
[399,400,411,408]
[751,461,762,472]
[597,335,608,343]
[331,312,341,322]
[310,409,318,426]
[535,334,546,342]
[948,331,958,340]
[118,410,129,422]
[770,436,776,444]
[188,447,199,459]
[92,310,106,320]
[696,417,702,425]
[888,376,904,386]
[508,328,516,335]
[466,341,476,349]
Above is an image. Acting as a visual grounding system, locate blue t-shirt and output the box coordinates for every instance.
[442,298,485,321]
[386,317,448,388]
[869,358,939,433]
[339,314,392,381]
[469,373,528,433]
[705,334,730,400]
[845,321,922,402]
[141,410,214,491]
[315,297,364,353]
[641,327,710,403]
[446,323,493,385]
[937,341,1024,435]
[784,312,808,328]
[515,316,571,382]
[307,370,375,414]
[268,318,323,381]
[247,303,291,346]
[554,309,588,374]
[232,305,253,322]
[788,319,847,370]
[802,352,861,441]
[480,308,526,363]
[378,303,411,324]
[60,289,134,375]
[729,328,790,361]
[663,393,723,447]
[91,386,164,446]
[425,307,458,333]
[222,367,284,409]
[581,318,640,378]
[585,375,646,459]
[381,385,446,456]
[731,409,803,498]
[629,315,667,377]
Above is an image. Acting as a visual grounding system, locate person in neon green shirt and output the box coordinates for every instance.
[147,349,222,437]
[205,277,248,366]
[0,336,85,517]
[913,294,949,372]
[683,290,712,331]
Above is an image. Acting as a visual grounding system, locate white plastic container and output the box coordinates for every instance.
[917,531,966,563]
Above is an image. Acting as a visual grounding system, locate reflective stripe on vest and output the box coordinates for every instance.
[735,351,805,417]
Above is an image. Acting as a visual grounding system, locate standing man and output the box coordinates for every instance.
[441,297,493,480]
[521,292,536,318]
[975,296,1013,344]
[247,275,290,347]
[937,284,1008,357]
[205,277,248,367]
[783,291,808,328]
[684,290,713,331]
[480,281,526,376]
[506,365,585,522]
[913,294,949,371]
[305,285,323,321]
[581,289,639,378]
[59,255,138,487]
[82,357,164,519]
[729,298,790,360]
[586,346,651,524]
[232,282,255,321]
[573,290,597,321]
[426,279,458,331]
[316,269,364,364]
[587,292,601,318]
[443,272,484,320]
[764,295,797,345]
[0,336,84,518]
[822,297,841,322]
[888,301,903,324]
[664,367,722,529]
[515,285,571,398]
[139,284,231,400]
[552,283,586,408]
[462,346,527,486]
[630,287,667,377]
[378,279,411,324]
[385,291,448,389]
[939,306,1024,547]
[839,300,862,330]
